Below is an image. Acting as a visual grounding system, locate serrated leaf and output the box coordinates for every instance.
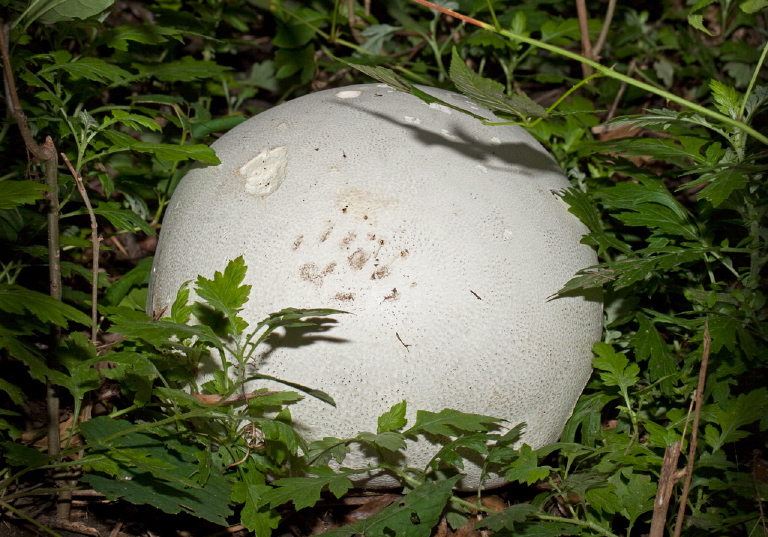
[341,60,413,92]
[474,503,536,532]
[81,472,232,526]
[190,115,247,139]
[405,408,502,437]
[232,481,280,535]
[741,0,768,13]
[135,57,231,82]
[195,256,250,328]
[592,342,639,393]
[104,24,182,51]
[356,431,407,452]
[108,316,222,350]
[449,48,546,122]
[107,110,162,132]
[504,444,552,485]
[0,284,92,327]
[378,400,407,433]
[305,437,350,466]
[92,201,154,235]
[104,257,153,307]
[709,80,741,119]
[322,476,461,537]
[632,313,676,394]
[245,373,335,407]
[27,0,114,25]
[131,142,220,164]
[260,466,354,510]
[704,388,768,451]
[49,57,132,84]
[0,180,51,210]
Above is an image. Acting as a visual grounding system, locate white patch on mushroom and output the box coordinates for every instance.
[277,122,290,131]
[403,116,422,125]
[428,102,452,114]
[441,129,460,141]
[336,90,362,99]
[476,164,488,173]
[491,137,501,144]
[502,229,514,241]
[240,146,289,198]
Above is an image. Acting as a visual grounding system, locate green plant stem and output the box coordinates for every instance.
[409,0,768,146]
[738,42,768,121]
[535,514,620,537]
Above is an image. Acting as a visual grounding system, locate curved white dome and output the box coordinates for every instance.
[148,84,602,489]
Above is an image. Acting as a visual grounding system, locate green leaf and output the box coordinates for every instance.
[92,201,154,235]
[260,466,354,510]
[378,400,407,433]
[741,0,768,13]
[135,57,231,82]
[81,472,232,526]
[190,115,247,139]
[592,342,639,393]
[504,444,552,485]
[272,7,323,48]
[474,503,536,532]
[709,80,741,119]
[703,388,768,451]
[305,437,350,466]
[632,313,677,394]
[103,24,182,51]
[50,57,132,84]
[108,315,222,350]
[0,180,50,210]
[1,441,50,467]
[107,110,162,132]
[356,431,407,452]
[339,60,413,93]
[322,476,461,537]
[26,0,114,25]
[274,45,316,84]
[131,142,220,164]
[405,408,502,437]
[449,48,546,122]
[232,480,280,535]
[104,257,153,307]
[195,256,251,334]
[0,284,92,327]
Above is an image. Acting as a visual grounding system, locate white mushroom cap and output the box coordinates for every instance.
[148,84,602,489]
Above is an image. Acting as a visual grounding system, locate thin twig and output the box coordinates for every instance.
[61,153,99,340]
[575,0,593,78]
[649,441,683,537]
[673,320,711,537]
[592,0,617,62]
[1,17,69,521]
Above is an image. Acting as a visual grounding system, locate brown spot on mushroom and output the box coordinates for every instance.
[340,231,356,249]
[332,292,355,301]
[348,248,370,270]
[371,266,390,280]
[292,235,304,250]
[400,249,409,258]
[299,262,337,286]
[383,288,398,301]
[319,225,334,243]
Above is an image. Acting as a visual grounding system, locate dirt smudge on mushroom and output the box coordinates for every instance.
[299,262,337,286]
[332,292,355,301]
[348,248,370,270]
[292,235,304,250]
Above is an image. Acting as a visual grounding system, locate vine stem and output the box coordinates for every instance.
[61,153,99,340]
[409,0,768,146]
[673,320,711,537]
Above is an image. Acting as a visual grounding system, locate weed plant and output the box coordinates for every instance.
[0,1,766,536]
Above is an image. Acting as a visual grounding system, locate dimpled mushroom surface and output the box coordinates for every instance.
[148,84,603,490]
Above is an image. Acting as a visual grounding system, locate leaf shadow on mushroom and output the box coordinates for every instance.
[336,102,565,178]
[256,317,350,364]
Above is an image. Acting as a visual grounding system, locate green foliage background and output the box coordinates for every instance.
[0,0,766,536]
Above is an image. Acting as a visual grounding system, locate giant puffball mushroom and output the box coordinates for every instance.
[148,84,603,490]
